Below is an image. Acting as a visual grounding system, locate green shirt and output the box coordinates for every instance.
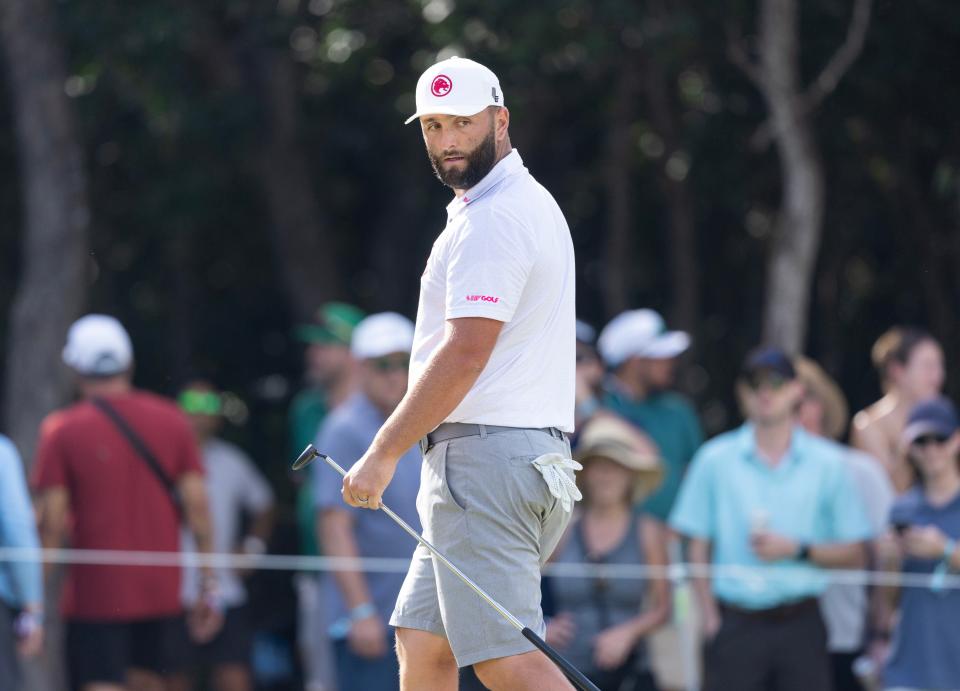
[602,381,704,521]
[289,388,328,556]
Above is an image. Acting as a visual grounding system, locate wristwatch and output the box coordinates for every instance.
[796,543,811,561]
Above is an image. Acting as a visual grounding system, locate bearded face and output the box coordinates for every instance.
[427,123,497,191]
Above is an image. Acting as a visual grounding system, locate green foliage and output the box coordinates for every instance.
[1,0,959,461]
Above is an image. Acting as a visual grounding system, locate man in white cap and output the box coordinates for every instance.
[314,312,423,691]
[339,57,578,690]
[597,309,703,526]
[32,314,221,691]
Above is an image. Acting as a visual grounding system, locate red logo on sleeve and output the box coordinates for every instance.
[465,295,500,303]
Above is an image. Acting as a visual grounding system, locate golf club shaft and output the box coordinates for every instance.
[306,446,600,691]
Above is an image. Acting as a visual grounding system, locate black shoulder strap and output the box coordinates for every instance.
[90,397,184,519]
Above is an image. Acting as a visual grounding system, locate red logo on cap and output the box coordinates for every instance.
[431,74,453,97]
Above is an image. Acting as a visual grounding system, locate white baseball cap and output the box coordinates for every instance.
[351,312,415,360]
[597,309,690,367]
[62,314,134,376]
[405,56,504,125]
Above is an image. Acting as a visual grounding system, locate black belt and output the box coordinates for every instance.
[423,422,566,450]
[719,597,819,622]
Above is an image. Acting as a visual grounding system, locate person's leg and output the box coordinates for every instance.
[395,628,458,691]
[128,617,182,690]
[67,620,129,691]
[772,605,832,691]
[211,664,253,691]
[0,601,21,689]
[206,607,254,691]
[702,611,771,691]
[125,668,167,690]
[473,650,573,691]
[830,651,866,691]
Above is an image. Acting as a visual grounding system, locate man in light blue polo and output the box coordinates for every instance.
[670,346,871,691]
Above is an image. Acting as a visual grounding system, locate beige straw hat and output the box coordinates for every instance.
[574,414,663,500]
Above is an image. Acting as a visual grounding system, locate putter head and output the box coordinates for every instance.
[291,444,321,471]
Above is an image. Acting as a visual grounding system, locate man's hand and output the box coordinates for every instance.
[751,530,799,562]
[348,614,388,659]
[342,451,398,510]
[701,605,722,642]
[14,609,43,657]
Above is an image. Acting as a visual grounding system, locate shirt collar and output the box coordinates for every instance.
[737,423,808,470]
[446,149,525,220]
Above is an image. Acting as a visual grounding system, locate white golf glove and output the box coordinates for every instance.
[531,453,583,513]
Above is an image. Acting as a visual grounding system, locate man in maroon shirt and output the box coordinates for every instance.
[33,314,221,691]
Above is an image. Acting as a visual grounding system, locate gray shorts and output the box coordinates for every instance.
[389,426,572,667]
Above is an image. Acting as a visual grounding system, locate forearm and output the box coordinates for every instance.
[179,475,214,555]
[623,597,670,642]
[689,538,718,617]
[809,541,866,569]
[246,508,275,544]
[368,338,490,461]
[36,489,68,584]
[320,512,374,609]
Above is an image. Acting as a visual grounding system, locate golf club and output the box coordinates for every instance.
[292,443,600,691]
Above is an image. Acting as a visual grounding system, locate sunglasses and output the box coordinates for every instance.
[745,371,789,391]
[371,356,410,373]
[911,434,950,448]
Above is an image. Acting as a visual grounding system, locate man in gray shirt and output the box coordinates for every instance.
[314,313,422,691]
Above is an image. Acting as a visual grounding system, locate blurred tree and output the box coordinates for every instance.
[0,0,90,462]
[730,0,872,352]
[0,2,90,689]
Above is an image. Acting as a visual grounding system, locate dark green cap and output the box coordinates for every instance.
[295,302,366,345]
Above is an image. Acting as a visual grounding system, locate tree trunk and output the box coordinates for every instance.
[0,1,90,689]
[640,54,700,333]
[601,67,641,317]
[757,0,825,353]
[249,47,341,322]
[0,0,90,462]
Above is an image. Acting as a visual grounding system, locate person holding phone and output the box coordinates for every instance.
[875,397,960,690]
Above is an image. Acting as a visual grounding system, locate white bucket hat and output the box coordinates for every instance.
[405,56,504,125]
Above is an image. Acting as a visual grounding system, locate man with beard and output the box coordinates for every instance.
[338,56,579,690]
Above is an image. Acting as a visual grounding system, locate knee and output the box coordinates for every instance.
[474,653,571,691]
[395,627,457,673]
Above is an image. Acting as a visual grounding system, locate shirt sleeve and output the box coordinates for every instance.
[825,460,873,543]
[444,209,538,323]
[668,447,716,540]
[0,436,43,606]
[313,417,369,513]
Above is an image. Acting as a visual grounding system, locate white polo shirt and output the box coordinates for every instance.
[411,149,576,432]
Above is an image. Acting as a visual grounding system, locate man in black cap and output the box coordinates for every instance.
[670,346,871,691]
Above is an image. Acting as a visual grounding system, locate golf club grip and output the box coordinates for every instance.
[521,627,600,691]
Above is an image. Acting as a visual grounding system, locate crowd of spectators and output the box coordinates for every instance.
[0,308,958,691]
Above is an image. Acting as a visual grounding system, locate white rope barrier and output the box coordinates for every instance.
[2,547,958,590]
